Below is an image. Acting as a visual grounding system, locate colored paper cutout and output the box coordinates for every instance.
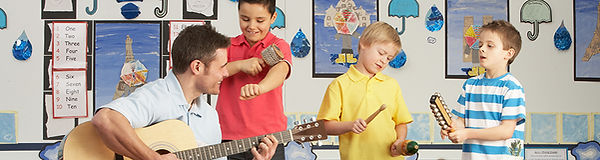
[389,49,407,69]
[425,4,443,32]
[285,142,317,160]
[43,0,74,12]
[86,0,98,15]
[571,141,600,160]
[39,141,61,160]
[271,7,285,29]
[562,113,589,143]
[0,8,6,29]
[554,20,572,50]
[520,0,552,41]
[290,29,311,58]
[12,31,32,61]
[406,113,431,142]
[0,111,17,144]
[388,0,419,35]
[154,0,168,18]
[529,113,558,143]
[187,0,214,17]
[595,114,600,142]
[121,3,141,19]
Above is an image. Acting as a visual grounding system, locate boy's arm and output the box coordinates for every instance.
[390,123,408,156]
[449,119,518,143]
[240,61,289,100]
[226,57,266,76]
[323,119,367,135]
[92,108,177,160]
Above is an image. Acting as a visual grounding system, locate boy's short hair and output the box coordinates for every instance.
[358,21,402,55]
[480,20,522,65]
[171,24,230,74]
[238,0,276,16]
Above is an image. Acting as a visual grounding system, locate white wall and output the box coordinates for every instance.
[0,0,598,159]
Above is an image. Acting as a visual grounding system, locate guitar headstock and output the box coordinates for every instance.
[429,92,453,131]
[290,119,327,143]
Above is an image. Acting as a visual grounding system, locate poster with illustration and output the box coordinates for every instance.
[94,22,161,108]
[313,0,377,77]
[575,0,600,81]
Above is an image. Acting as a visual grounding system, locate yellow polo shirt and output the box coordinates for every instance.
[317,65,413,160]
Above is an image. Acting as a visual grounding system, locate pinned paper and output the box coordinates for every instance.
[43,0,74,12]
[52,70,88,118]
[0,111,17,144]
[290,29,310,58]
[187,0,214,17]
[12,31,32,61]
[52,22,87,69]
[425,4,443,32]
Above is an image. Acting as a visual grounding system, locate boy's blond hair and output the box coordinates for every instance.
[480,20,522,65]
[358,21,402,55]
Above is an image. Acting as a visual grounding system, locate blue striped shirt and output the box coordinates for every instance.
[452,73,526,160]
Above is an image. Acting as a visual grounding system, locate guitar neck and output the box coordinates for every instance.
[174,130,293,160]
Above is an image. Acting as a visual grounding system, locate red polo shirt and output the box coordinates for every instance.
[216,33,292,140]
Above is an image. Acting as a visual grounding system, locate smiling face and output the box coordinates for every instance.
[238,2,276,47]
[355,42,398,77]
[198,48,229,95]
[478,30,514,71]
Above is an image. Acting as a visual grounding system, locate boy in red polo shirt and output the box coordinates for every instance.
[216,0,291,159]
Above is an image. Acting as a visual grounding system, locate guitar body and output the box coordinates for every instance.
[63,120,196,160]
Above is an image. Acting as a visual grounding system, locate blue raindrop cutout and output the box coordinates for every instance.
[425,4,443,32]
[13,31,32,61]
[290,29,310,58]
[121,3,141,19]
[389,50,407,69]
[554,20,571,50]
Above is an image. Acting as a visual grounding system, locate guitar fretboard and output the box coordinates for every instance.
[174,130,292,160]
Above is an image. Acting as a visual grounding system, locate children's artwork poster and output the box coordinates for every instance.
[0,111,17,144]
[169,20,207,69]
[575,0,600,81]
[94,22,161,108]
[313,0,378,77]
[445,0,508,79]
[561,113,590,143]
[41,0,76,19]
[183,0,218,20]
[527,113,558,144]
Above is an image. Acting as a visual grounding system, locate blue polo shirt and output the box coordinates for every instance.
[100,70,223,158]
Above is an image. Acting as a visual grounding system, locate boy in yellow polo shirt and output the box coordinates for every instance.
[317,21,413,160]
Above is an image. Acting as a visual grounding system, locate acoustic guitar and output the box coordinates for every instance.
[63,119,326,160]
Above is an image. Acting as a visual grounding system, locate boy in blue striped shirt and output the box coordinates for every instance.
[441,20,526,160]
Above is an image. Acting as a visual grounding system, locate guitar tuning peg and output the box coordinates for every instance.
[303,119,309,124]
[293,121,300,126]
[310,117,317,122]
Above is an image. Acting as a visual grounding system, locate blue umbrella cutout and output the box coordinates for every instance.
[389,0,419,35]
[0,8,6,29]
[425,4,443,32]
[271,7,285,29]
[554,20,571,50]
[86,0,98,15]
[520,0,552,41]
[154,0,168,18]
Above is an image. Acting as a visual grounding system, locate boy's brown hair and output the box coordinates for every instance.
[171,24,230,75]
[238,0,276,15]
[358,22,402,55]
[480,20,522,65]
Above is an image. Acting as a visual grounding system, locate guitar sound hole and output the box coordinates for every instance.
[156,149,171,155]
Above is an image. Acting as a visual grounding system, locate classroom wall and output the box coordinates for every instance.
[0,0,598,159]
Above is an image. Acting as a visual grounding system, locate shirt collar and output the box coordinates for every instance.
[165,70,190,109]
[347,65,386,82]
[230,32,275,48]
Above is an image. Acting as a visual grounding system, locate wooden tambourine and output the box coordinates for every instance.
[429,92,455,132]
[261,44,285,66]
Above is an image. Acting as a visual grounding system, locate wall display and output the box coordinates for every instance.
[86,0,98,15]
[271,7,285,29]
[0,8,6,29]
[41,0,76,19]
[94,22,161,108]
[0,111,17,144]
[313,0,377,77]
[520,0,552,41]
[290,28,310,58]
[554,20,572,50]
[388,0,419,35]
[155,0,168,18]
[12,31,32,61]
[183,0,218,20]
[575,0,600,81]
[445,0,508,79]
